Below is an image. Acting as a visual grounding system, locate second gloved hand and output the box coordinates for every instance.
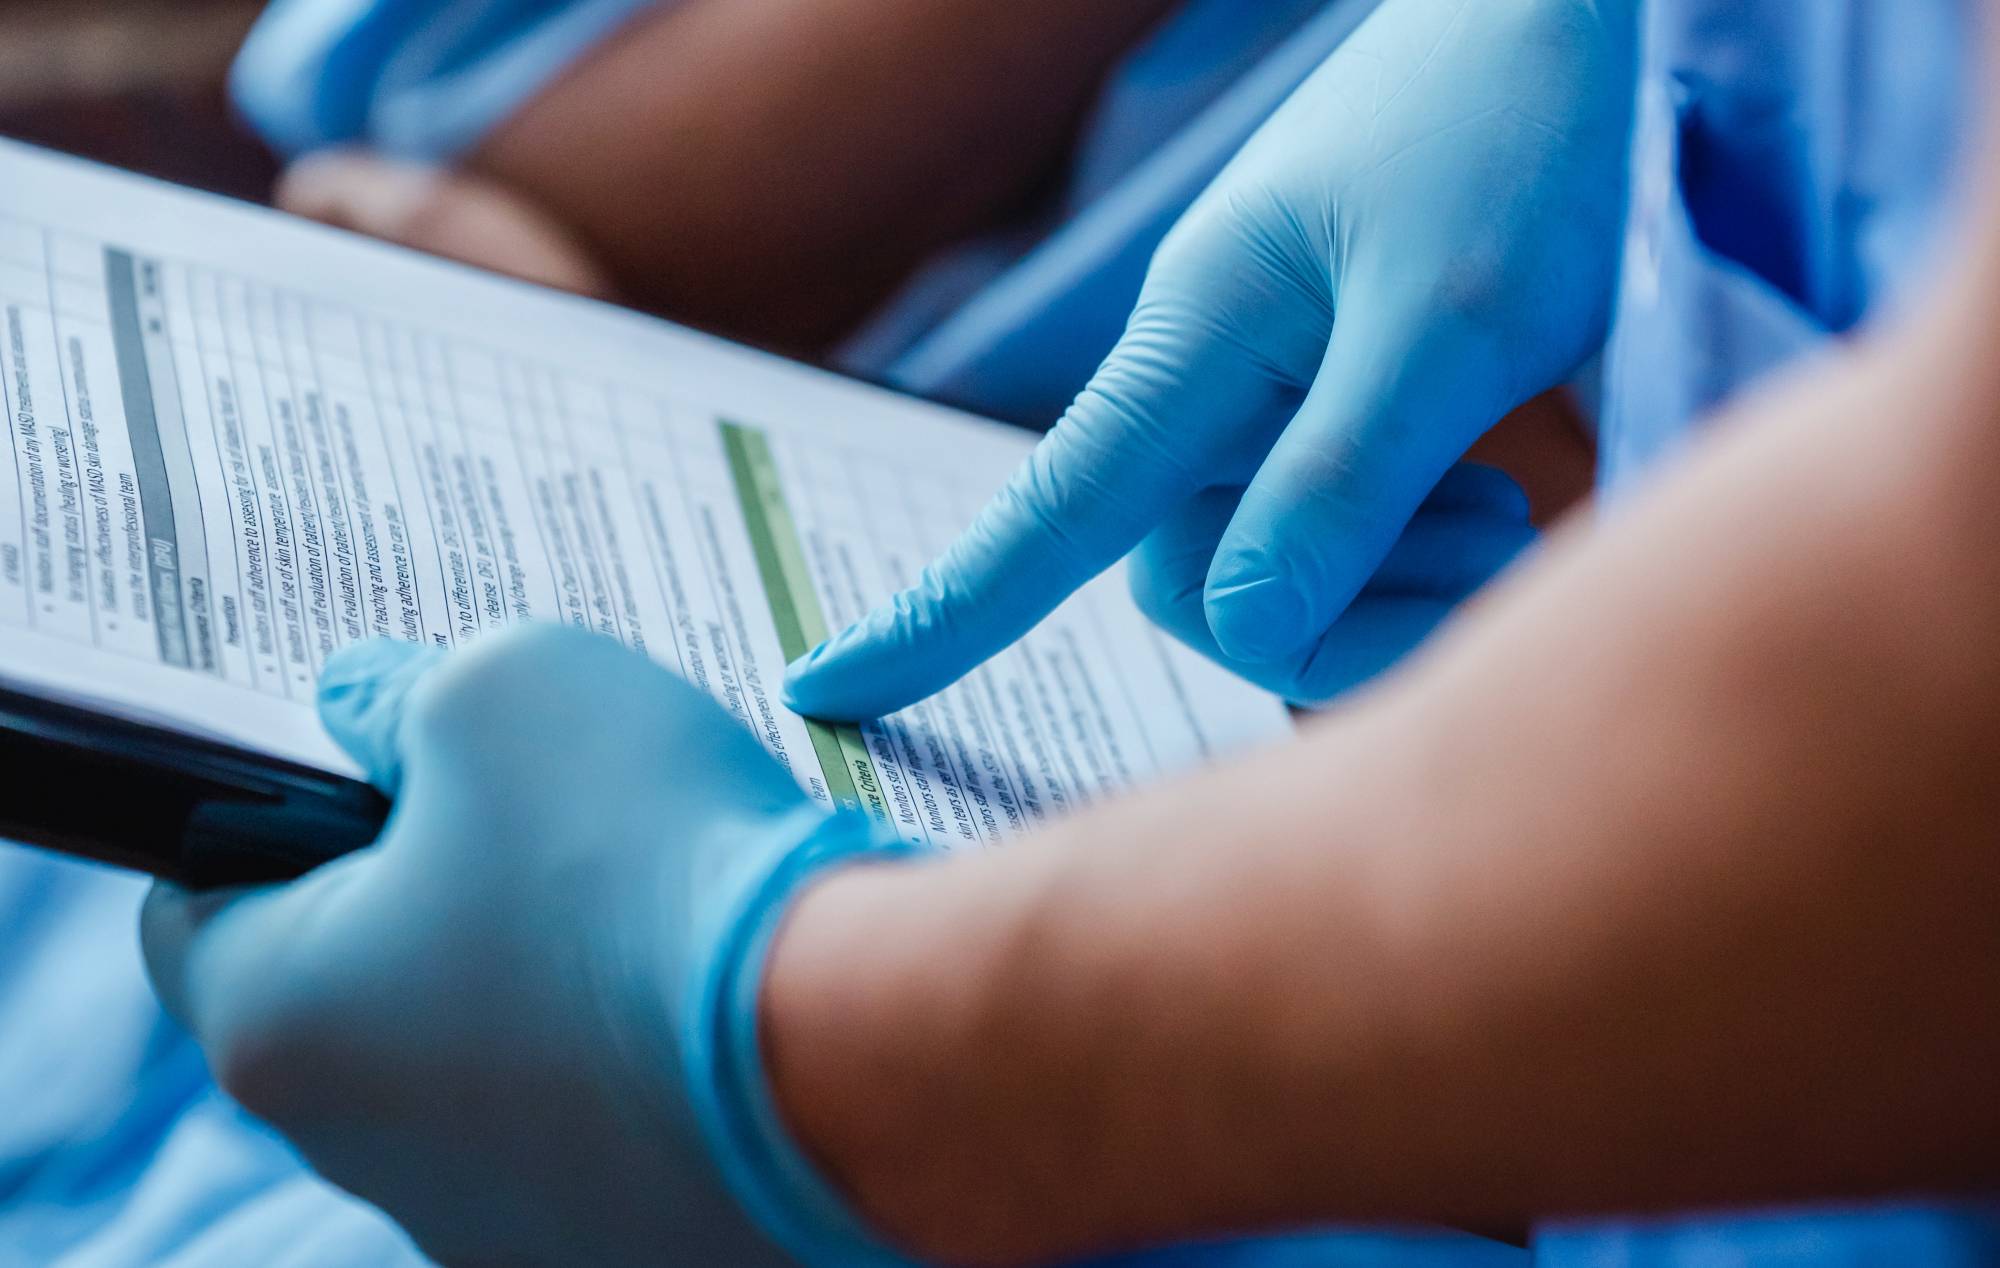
[787,0,1633,718]
[141,627,922,1267]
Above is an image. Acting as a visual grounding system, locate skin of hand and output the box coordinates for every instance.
[755,91,2000,1268]
[785,0,1637,720]
[138,626,905,1268]
[276,150,618,300]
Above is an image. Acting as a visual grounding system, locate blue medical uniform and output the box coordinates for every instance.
[3,2,1995,1264]
[1533,1,2000,1256]
[0,854,425,1266]
[1597,0,1976,486]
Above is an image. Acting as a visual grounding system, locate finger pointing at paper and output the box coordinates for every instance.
[784,0,1634,721]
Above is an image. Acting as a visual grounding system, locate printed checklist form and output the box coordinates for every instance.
[0,141,1290,848]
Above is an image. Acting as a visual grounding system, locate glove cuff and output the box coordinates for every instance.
[686,810,929,1268]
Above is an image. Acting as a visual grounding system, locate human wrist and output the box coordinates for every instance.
[758,840,1118,1264]
[682,812,929,1267]
[756,856,969,1259]
[755,811,1337,1265]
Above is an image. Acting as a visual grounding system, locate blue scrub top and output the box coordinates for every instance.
[1597,0,1976,488]
[1509,1,2000,1262]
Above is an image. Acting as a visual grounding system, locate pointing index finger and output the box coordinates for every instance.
[784,319,1279,721]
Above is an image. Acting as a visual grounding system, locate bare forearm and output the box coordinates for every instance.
[469,0,1177,349]
[763,276,2000,1261]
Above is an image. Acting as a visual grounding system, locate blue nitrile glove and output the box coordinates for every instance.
[1126,463,1537,703]
[786,0,1634,719]
[234,0,663,159]
[140,627,925,1268]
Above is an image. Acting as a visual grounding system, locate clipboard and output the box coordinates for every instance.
[0,683,387,887]
[0,138,1297,894]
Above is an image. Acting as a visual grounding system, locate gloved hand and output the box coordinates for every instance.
[141,627,922,1267]
[235,0,665,159]
[786,0,1634,719]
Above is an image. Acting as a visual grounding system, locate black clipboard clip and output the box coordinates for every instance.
[0,683,388,888]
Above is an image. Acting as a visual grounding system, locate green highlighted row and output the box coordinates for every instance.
[720,421,889,823]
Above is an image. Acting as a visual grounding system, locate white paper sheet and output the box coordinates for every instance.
[0,140,1289,847]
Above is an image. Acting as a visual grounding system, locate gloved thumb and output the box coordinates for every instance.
[141,639,441,1086]
[1204,304,1518,664]
[317,638,448,794]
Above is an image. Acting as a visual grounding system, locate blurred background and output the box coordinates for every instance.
[0,0,273,201]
